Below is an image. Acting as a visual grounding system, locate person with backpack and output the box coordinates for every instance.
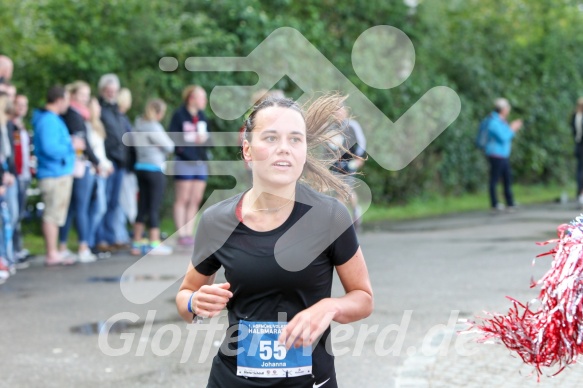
[478,98,523,213]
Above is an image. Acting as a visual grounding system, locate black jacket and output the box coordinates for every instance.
[99,97,127,168]
[572,113,580,143]
[119,113,136,171]
[62,107,100,166]
[169,105,211,161]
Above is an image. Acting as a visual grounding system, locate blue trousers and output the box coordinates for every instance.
[488,156,514,208]
[59,165,95,245]
[96,166,126,245]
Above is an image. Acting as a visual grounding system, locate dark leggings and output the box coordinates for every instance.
[488,156,514,208]
[135,170,166,228]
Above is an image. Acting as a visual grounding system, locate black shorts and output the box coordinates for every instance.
[206,353,338,388]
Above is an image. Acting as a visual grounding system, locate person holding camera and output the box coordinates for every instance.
[483,98,523,213]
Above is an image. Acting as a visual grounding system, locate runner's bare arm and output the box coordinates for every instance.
[176,263,232,322]
[279,247,373,348]
[332,247,373,323]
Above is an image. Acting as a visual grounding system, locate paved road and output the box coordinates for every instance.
[2,203,583,387]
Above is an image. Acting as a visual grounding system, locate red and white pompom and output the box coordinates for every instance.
[476,217,583,378]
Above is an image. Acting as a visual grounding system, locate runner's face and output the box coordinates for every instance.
[244,106,307,187]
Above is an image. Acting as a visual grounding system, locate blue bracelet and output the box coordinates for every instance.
[187,291,196,314]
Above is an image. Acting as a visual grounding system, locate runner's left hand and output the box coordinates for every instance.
[278,298,338,349]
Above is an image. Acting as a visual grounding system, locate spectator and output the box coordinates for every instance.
[58,81,99,263]
[0,55,13,82]
[483,98,523,213]
[10,94,32,264]
[328,104,367,228]
[572,97,583,206]
[113,87,137,249]
[131,99,174,255]
[0,91,17,270]
[0,55,13,95]
[170,85,211,247]
[86,97,113,254]
[96,74,127,252]
[33,86,83,266]
[0,92,10,280]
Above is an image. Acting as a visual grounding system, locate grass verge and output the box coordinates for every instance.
[363,183,573,223]
[22,183,572,255]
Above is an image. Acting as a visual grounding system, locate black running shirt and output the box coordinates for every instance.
[193,183,359,388]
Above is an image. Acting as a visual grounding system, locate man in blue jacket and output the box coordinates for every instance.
[33,86,84,265]
[484,98,523,212]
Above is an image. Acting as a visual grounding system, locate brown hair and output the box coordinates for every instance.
[46,85,67,104]
[182,85,205,103]
[243,93,355,200]
[66,80,90,97]
[143,98,167,121]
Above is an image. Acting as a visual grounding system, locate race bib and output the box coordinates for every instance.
[236,321,312,378]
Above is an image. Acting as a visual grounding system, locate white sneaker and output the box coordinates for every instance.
[148,244,173,256]
[0,261,10,281]
[15,249,30,260]
[78,249,97,263]
[59,249,78,261]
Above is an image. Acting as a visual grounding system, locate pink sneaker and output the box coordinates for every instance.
[178,236,195,246]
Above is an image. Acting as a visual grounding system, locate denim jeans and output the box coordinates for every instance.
[96,165,126,245]
[87,175,107,249]
[59,165,96,245]
[13,177,31,253]
[6,182,18,230]
[113,171,136,244]
[113,205,130,244]
[1,183,18,265]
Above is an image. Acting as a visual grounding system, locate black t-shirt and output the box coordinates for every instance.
[193,182,359,388]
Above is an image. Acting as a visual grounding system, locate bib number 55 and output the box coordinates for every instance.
[259,340,287,360]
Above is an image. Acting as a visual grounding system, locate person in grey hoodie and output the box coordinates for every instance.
[131,98,174,255]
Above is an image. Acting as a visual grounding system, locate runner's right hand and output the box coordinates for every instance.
[193,282,232,318]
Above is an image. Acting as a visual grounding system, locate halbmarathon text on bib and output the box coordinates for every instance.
[236,320,312,378]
